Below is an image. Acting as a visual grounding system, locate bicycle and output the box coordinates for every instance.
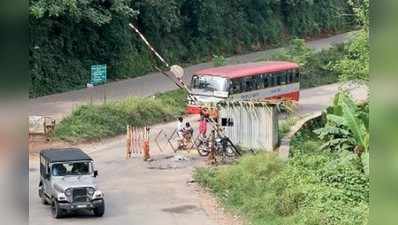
[195,132,241,160]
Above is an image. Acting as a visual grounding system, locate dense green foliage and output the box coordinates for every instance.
[195,2,370,222]
[30,0,355,97]
[195,90,369,225]
[278,115,298,138]
[212,55,227,67]
[315,92,369,153]
[268,38,347,89]
[30,0,137,25]
[334,29,369,83]
[194,128,369,225]
[314,92,369,176]
[334,0,369,84]
[53,89,186,142]
[347,0,369,27]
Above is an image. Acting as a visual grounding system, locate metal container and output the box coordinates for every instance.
[218,102,278,151]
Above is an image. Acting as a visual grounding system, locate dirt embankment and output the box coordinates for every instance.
[195,184,245,225]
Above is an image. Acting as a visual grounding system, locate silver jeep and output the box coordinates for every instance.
[38,148,105,218]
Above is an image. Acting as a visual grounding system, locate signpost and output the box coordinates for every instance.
[89,64,107,103]
[91,64,107,85]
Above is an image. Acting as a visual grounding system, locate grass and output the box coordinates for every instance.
[53,89,187,143]
[278,115,299,139]
[194,127,369,225]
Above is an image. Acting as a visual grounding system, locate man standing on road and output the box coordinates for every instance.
[183,122,194,138]
[199,114,208,138]
[177,117,184,138]
[176,117,185,150]
[182,122,194,148]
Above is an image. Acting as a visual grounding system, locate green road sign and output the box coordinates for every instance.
[91,64,107,85]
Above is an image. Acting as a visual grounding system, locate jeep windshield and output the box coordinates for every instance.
[51,162,91,176]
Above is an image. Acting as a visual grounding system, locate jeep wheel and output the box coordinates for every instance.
[40,196,48,205]
[93,201,105,217]
[39,188,49,205]
[51,200,64,219]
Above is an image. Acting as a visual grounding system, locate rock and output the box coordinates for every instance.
[174,155,189,161]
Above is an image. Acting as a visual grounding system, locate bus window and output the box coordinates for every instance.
[256,75,264,89]
[247,78,254,91]
[276,76,280,86]
[268,76,273,87]
[242,77,254,92]
[230,79,241,94]
[263,75,270,88]
[192,75,199,88]
[276,73,283,86]
[263,74,268,88]
[191,75,228,92]
[293,70,300,82]
[280,72,287,85]
[240,78,247,92]
[287,71,293,83]
[250,77,257,91]
[271,76,277,87]
[276,73,282,85]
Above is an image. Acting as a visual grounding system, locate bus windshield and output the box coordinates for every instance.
[191,75,228,92]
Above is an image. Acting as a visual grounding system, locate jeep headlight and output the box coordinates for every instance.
[57,192,67,201]
[65,188,72,197]
[87,187,95,196]
[93,190,104,199]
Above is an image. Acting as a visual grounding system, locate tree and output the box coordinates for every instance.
[347,0,369,27]
[335,30,369,83]
[29,0,355,97]
[30,0,137,25]
[334,0,369,84]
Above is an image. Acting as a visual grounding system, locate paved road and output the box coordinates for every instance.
[29,121,217,225]
[29,82,368,225]
[29,32,357,121]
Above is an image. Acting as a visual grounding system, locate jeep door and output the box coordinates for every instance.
[40,157,51,197]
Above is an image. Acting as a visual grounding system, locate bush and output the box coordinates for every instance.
[212,55,227,67]
[195,128,369,225]
[333,29,369,84]
[154,89,187,113]
[278,116,299,139]
[268,39,347,89]
[314,93,369,153]
[54,89,186,142]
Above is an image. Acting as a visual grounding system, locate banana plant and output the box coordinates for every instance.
[315,92,369,154]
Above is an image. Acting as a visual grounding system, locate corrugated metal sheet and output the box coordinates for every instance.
[219,103,278,151]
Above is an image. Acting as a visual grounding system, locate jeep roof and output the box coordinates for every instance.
[40,148,92,163]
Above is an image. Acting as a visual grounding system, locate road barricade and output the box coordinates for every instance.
[29,116,56,142]
[126,125,151,160]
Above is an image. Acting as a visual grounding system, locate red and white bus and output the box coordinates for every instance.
[186,61,300,114]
